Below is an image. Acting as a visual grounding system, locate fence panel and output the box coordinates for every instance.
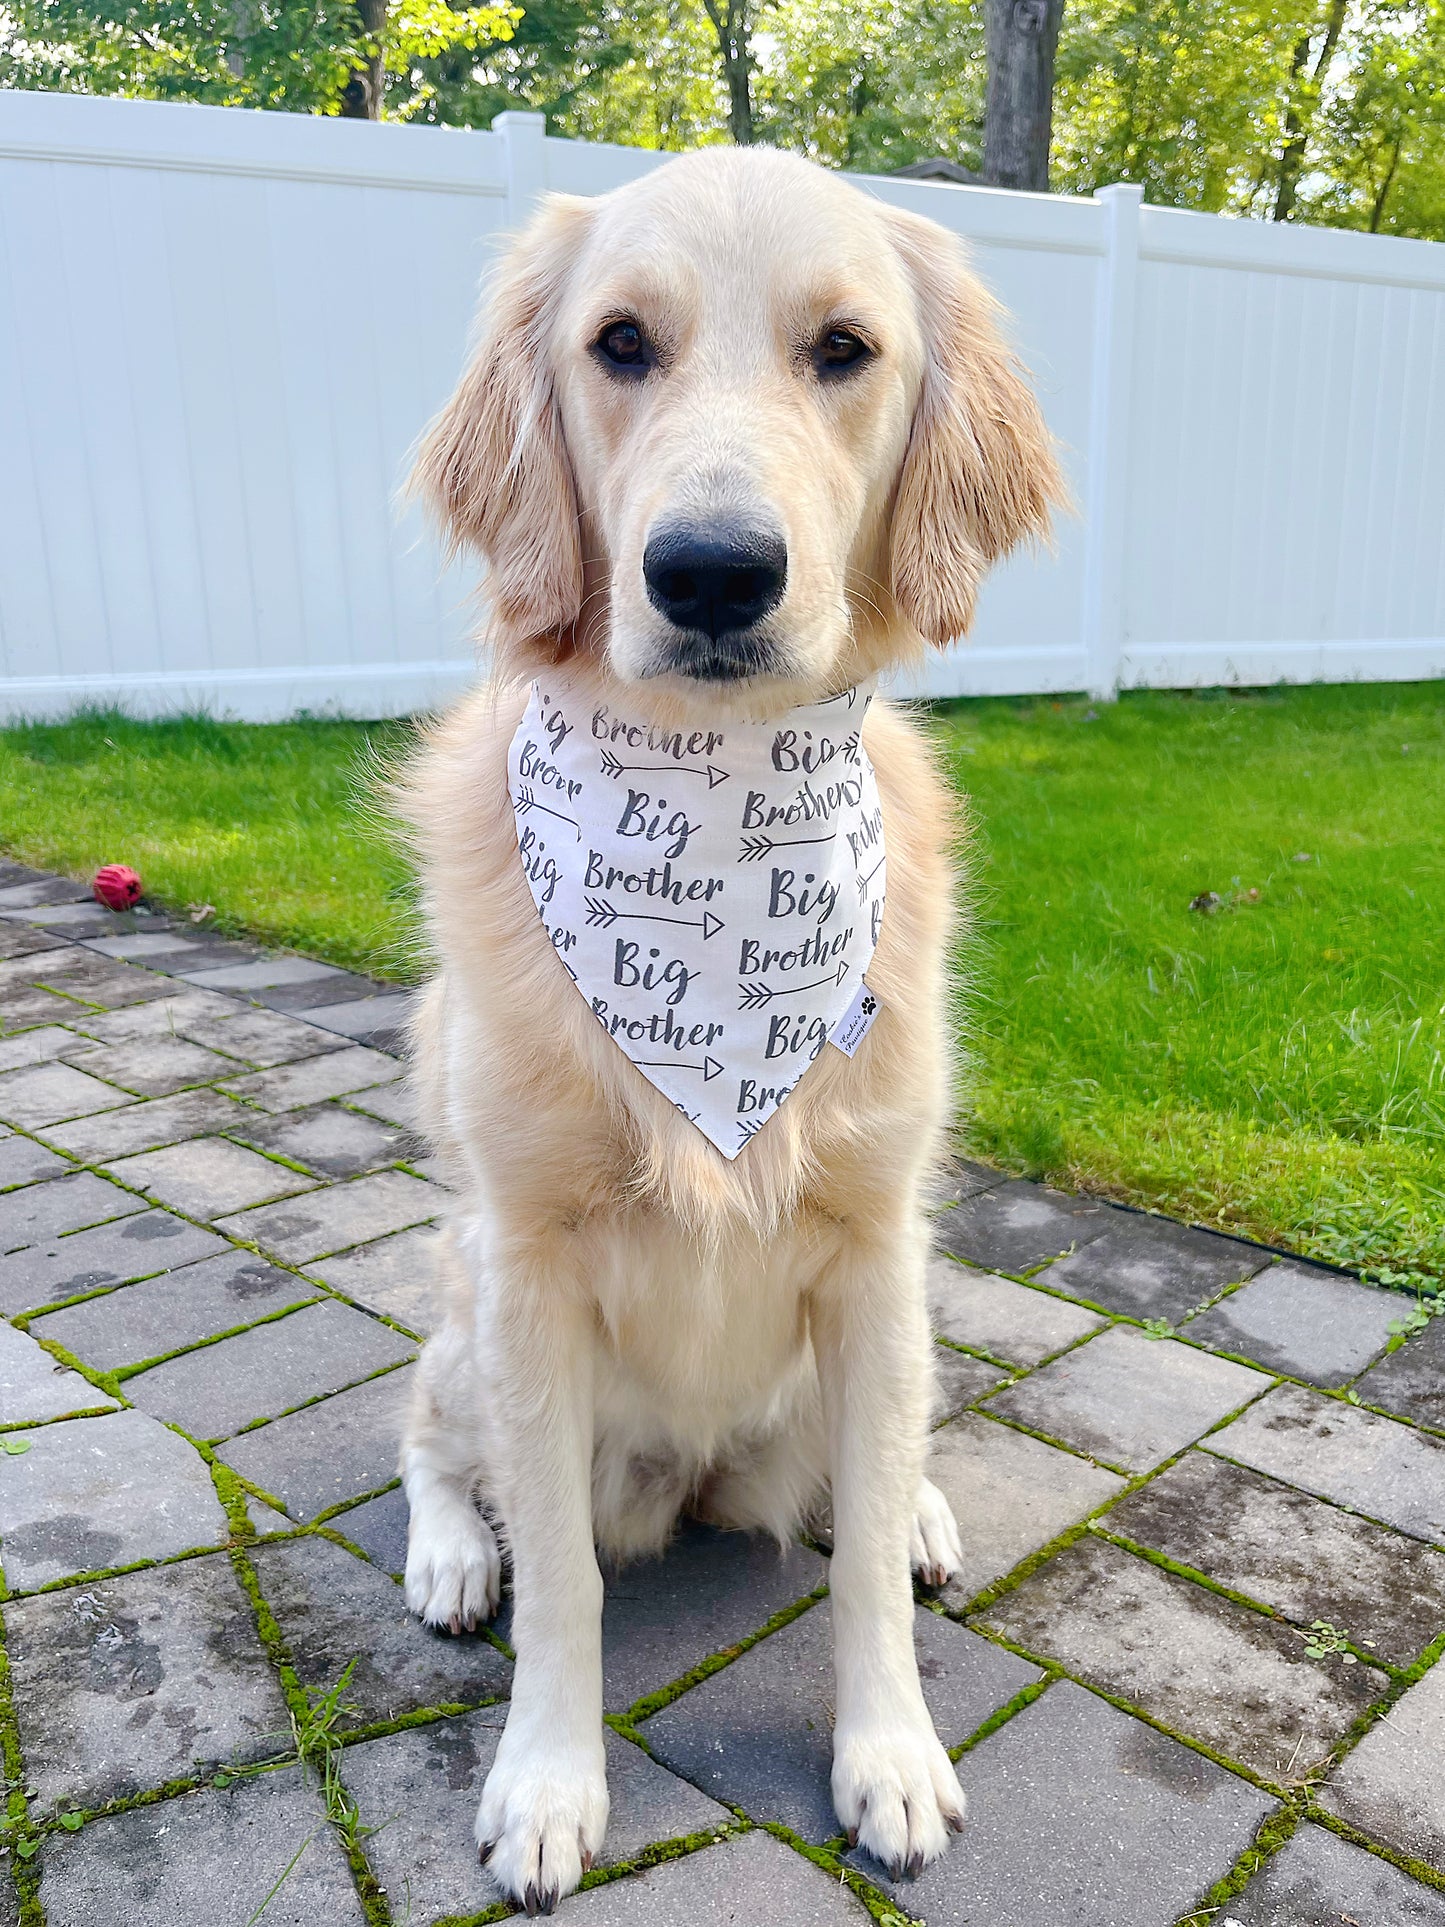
[1,91,1442,718]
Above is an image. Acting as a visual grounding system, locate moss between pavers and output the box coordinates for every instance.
[624,1584,830,1725]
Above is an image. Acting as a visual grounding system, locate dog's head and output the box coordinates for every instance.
[414,147,1064,705]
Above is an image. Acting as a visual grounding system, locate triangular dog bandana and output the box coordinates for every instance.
[508,671,887,1158]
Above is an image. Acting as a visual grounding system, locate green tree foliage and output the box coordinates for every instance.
[0,0,518,116]
[2,0,1443,237]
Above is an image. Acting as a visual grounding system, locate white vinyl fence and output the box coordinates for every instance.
[1,91,1443,719]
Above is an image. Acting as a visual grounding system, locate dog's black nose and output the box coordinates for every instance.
[643,525,787,641]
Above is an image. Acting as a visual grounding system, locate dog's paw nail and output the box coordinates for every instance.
[448,1613,462,1635]
[947,1809,966,1836]
[845,1827,858,1849]
[478,1838,496,1865]
[905,1848,925,1878]
[523,1882,558,1917]
[580,1849,594,1873]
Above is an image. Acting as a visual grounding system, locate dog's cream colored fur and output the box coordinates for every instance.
[396,147,1061,1913]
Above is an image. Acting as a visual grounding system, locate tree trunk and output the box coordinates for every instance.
[340,0,387,118]
[1273,0,1347,221]
[984,0,1064,192]
[1370,138,1402,232]
[701,0,755,144]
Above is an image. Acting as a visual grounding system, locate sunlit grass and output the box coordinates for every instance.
[2,683,1442,1289]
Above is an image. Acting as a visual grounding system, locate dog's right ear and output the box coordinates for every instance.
[410,195,592,645]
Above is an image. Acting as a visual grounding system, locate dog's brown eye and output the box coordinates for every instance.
[595,320,652,375]
[814,327,872,377]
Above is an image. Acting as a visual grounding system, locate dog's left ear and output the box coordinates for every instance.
[885,207,1066,646]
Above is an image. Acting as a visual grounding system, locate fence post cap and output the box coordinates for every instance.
[491,110,547,132]
[1095,182,1145,205]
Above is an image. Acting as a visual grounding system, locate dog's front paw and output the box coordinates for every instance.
[404,1502,501,1633]
[477,1729,609,1916]
[910,1476,963,1590]
[833,1720,965,1879]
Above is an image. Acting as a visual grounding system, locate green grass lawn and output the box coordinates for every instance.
[2,684,1442,1294]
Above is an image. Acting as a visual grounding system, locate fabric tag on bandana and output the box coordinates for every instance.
[507,669,887,1159]
[829,978,882,1058]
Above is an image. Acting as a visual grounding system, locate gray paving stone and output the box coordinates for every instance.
[6,1552,290,1809]
[0,1209,228,1316]
[43,1085,256,1161]
[179,954,345,991]
[644,1599,1037,1841]
[0,877,89,909]
[1208,1382,1445,1546]
[343,1081,414,1129]
[22,949,173,1004]
[987,1326,1271,1471]
[1,1169,142,1250]
[0,1024,87,1074]
[0,983,93,1029]
[933,1341,1011,1421]
[594,1523,827,1713]
[1186,1262,1402,1386]
[250,1532,509,1726]
[301,993,413,1040]
[306,1226,444,1333]
[0,1062,131,1129]
[18,901,120,932]
[228,1102,410,1180]
[1042,1216,1274,1323]
[104,1137,316,1220]
[567,1831,869,1925]
[64,985,243,1047]
[216,1168,434,1264]
[174,1004,345,1068]
[31,1249,320,1373]
[978,1535,1386,1783]
[0,1133,70,1189]
[935,1179,1112,1274]
[926,1411,1126,1604]
[330,1485,408,1573]
[0,1320,117,1421]
[853,1680,1274,1927]
[1227,1819,1445,1925]
[83,931,204,960]
[928,1254,1107,1365]
[0,921,66,958]
[218,1365,413,1518]
[221,1044,402,1112]
[246,1492,294,1533]
[1355,1315,1445,1430]
[1105,1450,1445,1667]
[0,1864,15,1927]
[0,1407,227,1589]
[930,1158,1007,1207]
[1318,1658,1445,1870]
[61,1036,240,1098]
[255,971,388,1014]
[344,1712,727,1923]
[125,1300,414,1440]
[39,1766,367,1927]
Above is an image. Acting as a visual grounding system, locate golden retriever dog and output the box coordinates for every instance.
[397,146,1061,1914]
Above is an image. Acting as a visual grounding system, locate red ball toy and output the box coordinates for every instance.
[93,864,143,910]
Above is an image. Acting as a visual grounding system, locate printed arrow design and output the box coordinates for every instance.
[737,959,850,1010]
[599,750,729,789]
[856,851,886,900]
[739,829,838,862]
[737,1116,766,1140]
[515,786,581,840]
[639,1056,724,1081]
[842,731,861,765]
[584,898,723,940]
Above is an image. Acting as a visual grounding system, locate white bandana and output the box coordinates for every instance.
[507,671,886,1158]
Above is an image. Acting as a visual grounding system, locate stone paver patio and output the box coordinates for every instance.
[1,858,1444,1924]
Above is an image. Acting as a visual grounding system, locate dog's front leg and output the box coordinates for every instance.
[474,1227,606,1915]
[813,1219,965,1877]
